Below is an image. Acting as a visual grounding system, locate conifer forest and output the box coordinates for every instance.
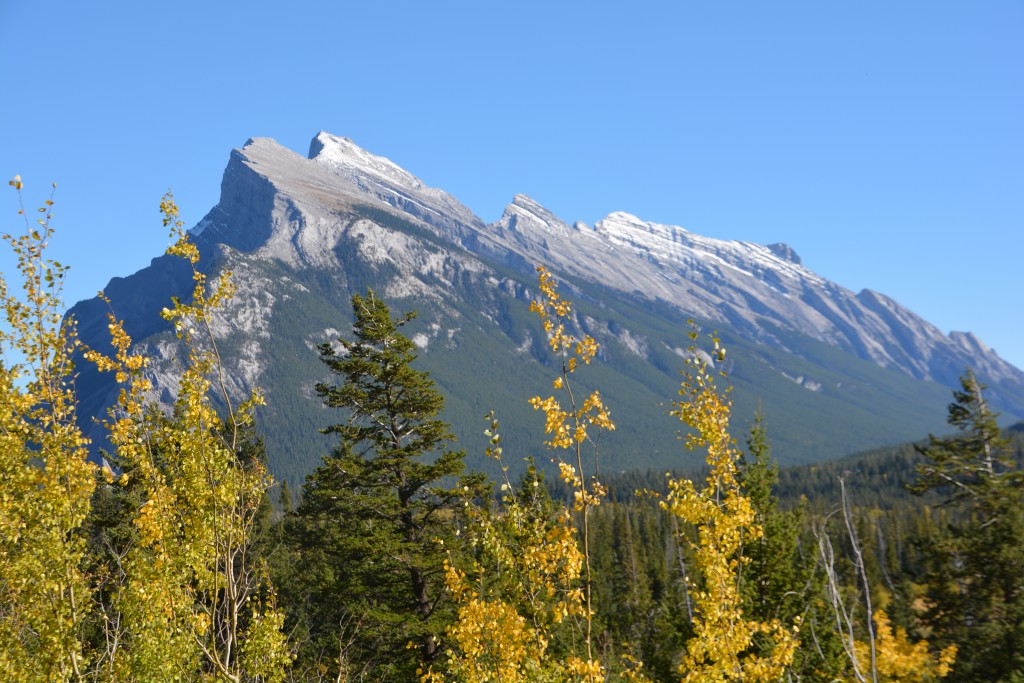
[3,185,1023,682]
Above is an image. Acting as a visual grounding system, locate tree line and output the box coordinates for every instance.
[2,184,1022,681]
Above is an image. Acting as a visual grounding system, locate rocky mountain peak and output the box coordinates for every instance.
[308,131,427,193]
[767,242,802,265]
[591,212,814,286]
[193,132,1024,391]
[497,194,573,235]
[66,130,1024,483]
[303,132,483,243]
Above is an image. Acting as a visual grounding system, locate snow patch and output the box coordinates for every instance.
[783,373,822,392]
[515,332,534,355]
[618,328,649,359]
[310,132,427,192]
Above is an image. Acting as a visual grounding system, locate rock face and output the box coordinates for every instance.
[265,132,1023,388]
[485,197,1019,387]
[68,132,1024,484]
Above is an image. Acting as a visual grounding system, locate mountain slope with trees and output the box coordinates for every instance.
[4,181,1020,680]
[65,134,1024,487]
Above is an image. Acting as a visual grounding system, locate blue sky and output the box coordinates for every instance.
[2,2,1022,369]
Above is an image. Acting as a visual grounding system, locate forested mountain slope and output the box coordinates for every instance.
[68,133,1024,485]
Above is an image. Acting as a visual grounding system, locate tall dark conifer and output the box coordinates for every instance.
[289,290,468,681]
[738,413,802,619]
[738,413,848,681]
[911,369,1024,681]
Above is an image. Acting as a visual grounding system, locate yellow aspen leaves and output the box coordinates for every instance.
[86,193,289,682]
[853,610,957,682]
[527,267,614,455]
[0,179,96,680]
[525,267,607,678]
[429,269,612,682]
[426,490,596,683]
[665,326,800,682]
[0,185,290,682]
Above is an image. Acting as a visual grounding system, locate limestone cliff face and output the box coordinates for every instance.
[484,195,1021,387]
[67,132,1024,480]
[228,132,1024,387]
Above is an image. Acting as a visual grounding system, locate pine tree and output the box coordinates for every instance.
[911,369,1019,507]
[290,290,470,680]
[737,414,835,679]
[911,370,1024,681]
[738,413,804,622]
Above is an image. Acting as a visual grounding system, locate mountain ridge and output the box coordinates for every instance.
[289,132,1020,387]
[67,132,1024,486]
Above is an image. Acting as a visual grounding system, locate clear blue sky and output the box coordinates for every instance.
[2,2,1022,369]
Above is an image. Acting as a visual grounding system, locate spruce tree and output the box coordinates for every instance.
[290,290,469,680]
[911,370,1024,681]
[738,414,846,681]
[738,413,802,621]
[911,369,1018,507]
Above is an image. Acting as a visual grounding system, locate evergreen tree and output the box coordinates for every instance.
[911,370,1019,507]
[911,369,1024,682]
[277,480,293,516]
[737,414,842,680]
[289,290,469,680]
[737,413,804,622]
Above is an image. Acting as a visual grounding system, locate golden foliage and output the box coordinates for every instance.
[853,610,957,682]
[426,500,591,683]
[1,182,288,681]
[527,267,612,457]
[426,411,600,682]
[664,325,800,682]
[426,267,609,682]
[83,193,290,681]
[0,178,95,681]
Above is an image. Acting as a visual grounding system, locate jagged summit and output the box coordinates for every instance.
[768,243,801,265]
[309,131,427,193]
[497,194,574,235]
[227,132,1024,388]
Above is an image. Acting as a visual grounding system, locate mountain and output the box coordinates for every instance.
[68,132,1024,487]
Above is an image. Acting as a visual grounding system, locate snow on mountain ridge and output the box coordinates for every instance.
[202,132,1024,388]
[501,194,577,236]
[303,132,484,244]
[301,134,821,298]
[595,211,822,287]
[309,131,427,192]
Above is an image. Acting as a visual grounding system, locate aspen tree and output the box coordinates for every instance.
[663,327,800,682]
[816,480,957,683]
[425,267,615,682]
[0,178,95,682]
[86,194,289,682]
